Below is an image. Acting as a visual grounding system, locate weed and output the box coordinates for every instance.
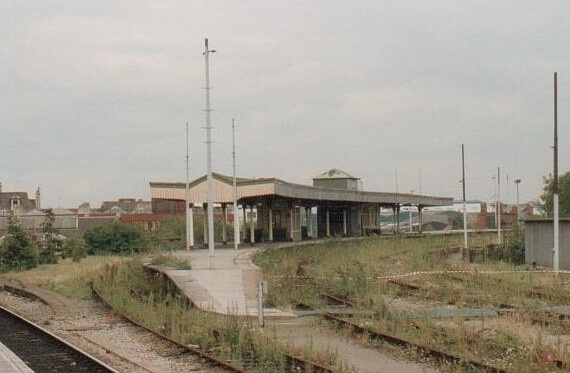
[150,253,191,269]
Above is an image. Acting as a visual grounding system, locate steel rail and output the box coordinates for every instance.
[96,266,338,373]
[0,304,120,373]
[90,283,249,373]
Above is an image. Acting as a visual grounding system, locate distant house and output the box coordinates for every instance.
[100,198,152,214]
[18,208,77,231]
[120,213,160,231]
[0,183,40,215]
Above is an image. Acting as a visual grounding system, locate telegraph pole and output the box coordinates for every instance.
[514,179,522,221]
[186,122,194,250]
[462,144,468,259]
[203,38,216,258]
[497,166,502,246]
[553,71,560,272]
[232,118,240,250]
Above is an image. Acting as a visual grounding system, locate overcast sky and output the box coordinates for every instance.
[1,1,569,208]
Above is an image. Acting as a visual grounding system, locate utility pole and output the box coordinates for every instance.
[203,38,217,258]
[232,118,240,250]
[497,166,502,246]
[462,144,468,259]
[553,71,560,272]
[514,179,522,222]
[186,122,194,250]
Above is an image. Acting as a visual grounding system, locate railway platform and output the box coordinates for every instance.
[162,246,294,317]
[158,245,438,373]
[0,342,34,373]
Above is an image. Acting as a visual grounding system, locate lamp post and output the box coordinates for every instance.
[514,179,521,221]
[497,166,502,246]
[186,122,194,250]
[232,118,240,250]
[461,144,468,259]
[553,71,559,272]
[203,38,216,258]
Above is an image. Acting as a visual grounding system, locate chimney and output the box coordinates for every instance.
[36,187,41,210]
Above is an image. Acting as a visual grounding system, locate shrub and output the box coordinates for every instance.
[506,222,525,265]
[62,237,88,262]
[84,220,146,255]
[37,209,62,264]
[0,213,38,271]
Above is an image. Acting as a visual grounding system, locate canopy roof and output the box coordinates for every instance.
[150,173,452,207]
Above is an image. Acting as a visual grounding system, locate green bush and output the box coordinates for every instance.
[37,209,62,264]
[62,237,88,262]
[0,213,38,271]
[506,222,525,265]
[84,221,146,255]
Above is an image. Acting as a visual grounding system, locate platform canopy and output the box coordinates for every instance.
[150,172,453,208]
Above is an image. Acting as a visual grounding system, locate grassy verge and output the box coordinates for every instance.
[0,255,126,300]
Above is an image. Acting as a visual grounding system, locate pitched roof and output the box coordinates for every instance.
[313,168,359,180]
[150,172,453,207]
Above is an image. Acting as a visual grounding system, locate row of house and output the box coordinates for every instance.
[0,177,544,239]
[5,176,570,272]
[0,185,160,236]
[0,175,548,255]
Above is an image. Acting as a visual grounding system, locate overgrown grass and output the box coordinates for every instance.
[92,259,339,372]
[149,253,191,269]
[0,255,126,300]
[254,234,570,372]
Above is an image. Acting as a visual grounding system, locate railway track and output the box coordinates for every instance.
[389,274,570,331]
[0,305,119,373]
[317,278,570,371]
[93,272,337,373]
[299,292,509,373]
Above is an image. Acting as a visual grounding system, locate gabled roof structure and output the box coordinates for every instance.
[150,172,452,207]
[151,172,453,242]
[313,168,359,180]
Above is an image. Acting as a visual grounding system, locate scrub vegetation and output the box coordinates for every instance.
[92,259,342,372]
[254,234,570,372]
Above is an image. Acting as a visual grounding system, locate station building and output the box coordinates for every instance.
[150,169,453,244]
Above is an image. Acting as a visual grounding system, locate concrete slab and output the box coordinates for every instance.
[0,342,34,373]
[163,247,294,317]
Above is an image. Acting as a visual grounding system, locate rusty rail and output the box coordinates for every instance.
[90,282,249,373]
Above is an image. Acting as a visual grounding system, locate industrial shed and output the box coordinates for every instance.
[524,219,570,269]
[150,170,453,244]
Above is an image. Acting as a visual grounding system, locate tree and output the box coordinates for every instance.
[540,171,570,218]
[84,220,145,255]
[38,208,62,264]
[0,213,38,271]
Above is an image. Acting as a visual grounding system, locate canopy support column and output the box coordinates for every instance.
[268,207,274,243]
[249,205,255,245]
[222,203,227,245]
